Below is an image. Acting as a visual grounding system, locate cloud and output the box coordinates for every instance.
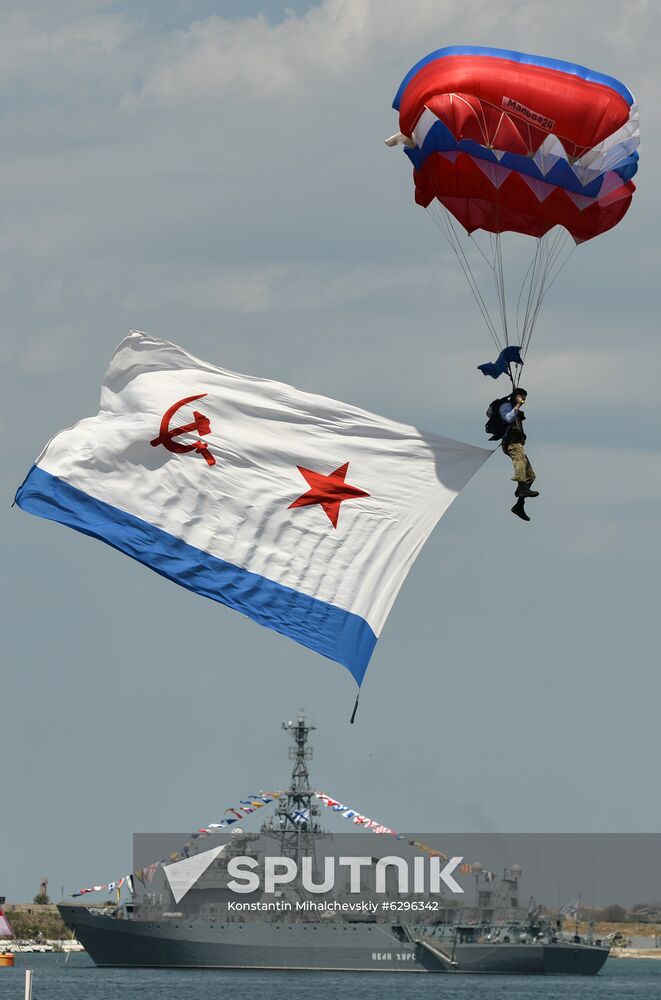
[516,441,661,556]
[2,0,658,122]
[520,348,661,400]
[542,441,661,502]
[0,8,132,89]
[120,260,433,314]
[122,0,505,108]
[120,0,660,113]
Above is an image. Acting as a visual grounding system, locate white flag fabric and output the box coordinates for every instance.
[16,331,490,684]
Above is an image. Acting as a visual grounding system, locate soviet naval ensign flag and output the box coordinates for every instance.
[15,331,490,684]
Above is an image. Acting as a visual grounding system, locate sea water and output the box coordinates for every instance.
[0,953,660,1000]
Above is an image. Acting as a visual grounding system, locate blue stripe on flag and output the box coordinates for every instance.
[15,466,376,685]
[392,45,634,110]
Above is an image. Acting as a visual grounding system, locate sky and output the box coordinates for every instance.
[1,0,660,903]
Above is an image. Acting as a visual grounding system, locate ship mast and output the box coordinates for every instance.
[267,712,323,866]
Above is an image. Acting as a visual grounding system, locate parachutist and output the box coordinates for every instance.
[483,390,538,519]
[489,388,539,519]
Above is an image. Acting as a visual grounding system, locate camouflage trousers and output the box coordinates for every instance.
[506,443,535,484]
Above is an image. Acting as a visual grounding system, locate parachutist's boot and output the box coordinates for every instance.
[515,481,539,498]
[511,497,530,521]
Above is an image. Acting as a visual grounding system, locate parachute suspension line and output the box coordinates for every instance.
[518,238,547,358]
[516,230,558,360]
[467,231,493,270]
[470,228,515,386]
[469,228,514,380]
[494,232,509,349]
[524,237,551,357]
[429,203,501,347]
[426,202,502,352]
[486,189,511,353]
[517,229,575,360]
[470,229,513,350]
[523,234,575,358]
[540,237,576,301]
[543,229,574,290]
[427,204,578,372]
[515,243,541,352]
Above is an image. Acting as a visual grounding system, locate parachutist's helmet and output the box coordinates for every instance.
[512,387,528,398]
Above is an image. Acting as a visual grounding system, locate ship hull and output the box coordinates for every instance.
[59,906,609,975]
[451,940,609,975]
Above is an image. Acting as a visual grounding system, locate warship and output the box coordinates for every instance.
[59,716,610,975]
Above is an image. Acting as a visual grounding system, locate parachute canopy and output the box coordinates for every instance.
[388,47,639,376]
[392,45,638,243]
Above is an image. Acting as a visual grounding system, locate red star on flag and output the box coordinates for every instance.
[289,462,370,529]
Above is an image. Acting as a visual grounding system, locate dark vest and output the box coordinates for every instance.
[502,408,526,452]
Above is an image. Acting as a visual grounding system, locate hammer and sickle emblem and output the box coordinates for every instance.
[150,393,216,467]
